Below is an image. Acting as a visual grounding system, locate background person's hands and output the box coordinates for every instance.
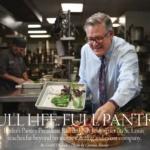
[15,78,26,84]
[24,79,34,83]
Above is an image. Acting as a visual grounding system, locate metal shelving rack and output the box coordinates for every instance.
[59,10,75,81]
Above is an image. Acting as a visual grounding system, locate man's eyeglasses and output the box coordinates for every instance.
[87,31,109,43]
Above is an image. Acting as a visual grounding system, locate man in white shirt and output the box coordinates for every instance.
[79,12,141,125]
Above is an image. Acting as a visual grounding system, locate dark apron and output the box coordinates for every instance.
[0,79,16,93]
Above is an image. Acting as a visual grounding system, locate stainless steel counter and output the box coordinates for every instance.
[0,116,150,150]
[0,88,41,114]
[0,88,41,102]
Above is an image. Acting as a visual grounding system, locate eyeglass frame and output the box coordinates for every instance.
[87,31,110,43]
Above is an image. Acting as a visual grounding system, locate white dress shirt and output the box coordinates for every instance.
[79,36,141,107]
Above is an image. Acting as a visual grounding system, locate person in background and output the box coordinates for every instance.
[79,12,141,125]
[0,37,32,92]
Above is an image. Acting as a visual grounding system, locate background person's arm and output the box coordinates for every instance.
[1,73,25,84]
[22,72,29,80]
[22,72,33,82]
[0,51,25,84]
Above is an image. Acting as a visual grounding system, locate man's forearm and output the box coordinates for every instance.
[1,73,25,84]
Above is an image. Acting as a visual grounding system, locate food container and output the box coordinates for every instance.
[35,82,86,112]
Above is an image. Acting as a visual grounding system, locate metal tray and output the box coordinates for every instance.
[35,82,86,112]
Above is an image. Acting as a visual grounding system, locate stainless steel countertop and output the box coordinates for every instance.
[0,116,150,150]
[0,88,41,102]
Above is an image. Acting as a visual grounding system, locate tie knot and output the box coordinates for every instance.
[101,55,106,64]
[101,55,105,59]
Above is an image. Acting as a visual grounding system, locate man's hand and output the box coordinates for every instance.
[94,101,117,126]
[2,73,26,84]
[24,79,34,83]
[15,78,26,84]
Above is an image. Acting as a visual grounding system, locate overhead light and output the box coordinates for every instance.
[28,30,47,34]
[110,17,117,23]
[119,16,126,25]
[1,16,22,29]
[28,24,41,28]
[113,23,120,27]
[46,18,56,24]
[29,34,51,38]
[61,3,83,13]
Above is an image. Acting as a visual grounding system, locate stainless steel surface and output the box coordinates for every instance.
[35,82,86,112]
[0,88,41,102]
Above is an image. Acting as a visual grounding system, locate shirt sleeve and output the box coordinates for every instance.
[110,49,142,107]
[78,46,93,100]
[79,46,87,84]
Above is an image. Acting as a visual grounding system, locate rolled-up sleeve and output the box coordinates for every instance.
[110,49,142,107]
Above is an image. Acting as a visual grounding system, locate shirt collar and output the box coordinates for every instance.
[104,36,114,61]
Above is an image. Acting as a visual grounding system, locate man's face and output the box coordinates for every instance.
[14,46,26,57]
[85,23,113,56]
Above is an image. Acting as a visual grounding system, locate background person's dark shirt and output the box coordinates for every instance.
[0,49,26,91]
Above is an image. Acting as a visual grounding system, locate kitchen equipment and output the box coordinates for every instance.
[130,26,144,43]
